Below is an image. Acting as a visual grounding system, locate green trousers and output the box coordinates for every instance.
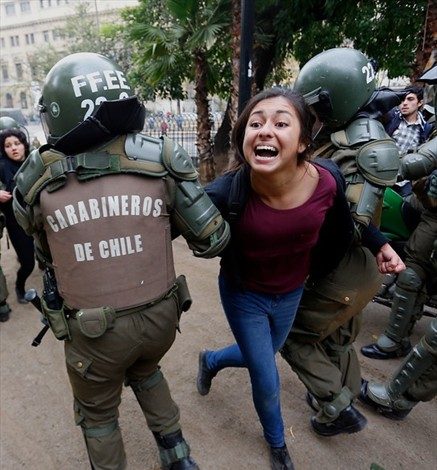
[281,246,382,404]
[64,292,182,470]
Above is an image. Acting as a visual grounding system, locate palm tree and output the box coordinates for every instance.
[127,0,230,183]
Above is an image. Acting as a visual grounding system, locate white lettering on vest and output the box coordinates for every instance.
[98,234,143,259]
[74,242,94,261]
[89,199,100,219]
[46,196,164,232]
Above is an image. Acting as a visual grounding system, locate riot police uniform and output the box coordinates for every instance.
[360,316,437,419]
[280,48,402,436]
[13,53,229,470]
[361,65,437,360]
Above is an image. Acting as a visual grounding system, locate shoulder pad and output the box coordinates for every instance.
[331,118,388,148]
[356,139,399,186]
[124,133,167,175]
[15,147,65,205]
[161,136,198,181]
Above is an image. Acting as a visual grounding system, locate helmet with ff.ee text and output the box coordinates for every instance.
[294,48,377,128]
[39,52,135,144]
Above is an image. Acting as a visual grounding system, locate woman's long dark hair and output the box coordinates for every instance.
[0,129,30,160]
[229,87,315,171]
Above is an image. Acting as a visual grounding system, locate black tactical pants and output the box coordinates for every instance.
[64,293,182,470]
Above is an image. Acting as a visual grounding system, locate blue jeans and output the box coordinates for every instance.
[207,274,303,447]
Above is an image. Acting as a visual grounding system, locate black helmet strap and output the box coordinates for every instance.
[53,97,146,154]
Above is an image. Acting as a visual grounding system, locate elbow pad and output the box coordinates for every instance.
[172,180,230,258]
[400,138,437,180]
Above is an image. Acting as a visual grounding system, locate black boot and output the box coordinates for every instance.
[15,286,28,304]
[311,405,367,436]
[153,430,199,470]
[196,350,216,396]
[0,301,11,322]
[269,445,294,470]
[360,342,411,359]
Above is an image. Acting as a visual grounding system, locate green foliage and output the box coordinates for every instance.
[27,46,64,83]
[272,0,427,79]
[123,0,231,100]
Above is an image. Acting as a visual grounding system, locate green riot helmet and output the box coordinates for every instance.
[294,48,377,128]
[39,52,135,144]
[0,116,20,131]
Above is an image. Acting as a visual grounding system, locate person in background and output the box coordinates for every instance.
[0,208,11,321]
[384,85,433,156]
[196,87,359,470]
[0,129,35,304]
[384,85,433,197]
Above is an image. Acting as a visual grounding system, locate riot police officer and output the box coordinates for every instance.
[13,53,230,470]
[361,64,437,360]
[360,315,437,419]
[280,48,405,436]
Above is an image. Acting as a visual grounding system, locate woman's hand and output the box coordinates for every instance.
[375,243,406,274]
[0,190,12,203]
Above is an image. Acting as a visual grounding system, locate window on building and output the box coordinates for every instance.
[6,93,13,108]
[15,63,23,80]
[4,3,16,15]
[20,1,31,12]
[20,92,28,109]
[25,33,35,45]
[43,31,50,42]
[0,38,5,48]
[52,30,60,41]
[30,65,37,80]
[2,65,9,80]
[10,36,20,47]
[39,0,44,7]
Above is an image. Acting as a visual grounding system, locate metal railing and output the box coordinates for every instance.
[141,113,222,167]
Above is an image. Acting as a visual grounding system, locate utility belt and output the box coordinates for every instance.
[42,275,191,341]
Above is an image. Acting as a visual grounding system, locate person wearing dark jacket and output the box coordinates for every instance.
[0,128,35,304]
[195,87,403,470]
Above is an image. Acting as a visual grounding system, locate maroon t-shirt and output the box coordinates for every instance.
[232,165,336,294]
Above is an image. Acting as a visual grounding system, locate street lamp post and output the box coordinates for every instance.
[238,0,254,115]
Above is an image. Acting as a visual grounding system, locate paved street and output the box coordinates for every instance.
[0,237,435,469]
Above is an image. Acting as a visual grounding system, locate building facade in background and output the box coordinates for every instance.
[0,0,137,117]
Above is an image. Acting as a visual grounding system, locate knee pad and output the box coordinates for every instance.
[128,369,164,393]
[82,420,119,438]
[396,267,423,293]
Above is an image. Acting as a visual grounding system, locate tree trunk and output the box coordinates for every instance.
[412,0,436,82]
[195,50,215,184]
[212,0,240,176]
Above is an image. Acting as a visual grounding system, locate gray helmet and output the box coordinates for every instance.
[39,52,135,144]
[0,116,20,131]
[294,48,377,128]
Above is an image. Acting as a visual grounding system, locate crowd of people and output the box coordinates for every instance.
[1,47,435,470]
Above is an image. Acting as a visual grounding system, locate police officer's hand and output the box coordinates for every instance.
[376,243,406,274]
[0,190,12,203]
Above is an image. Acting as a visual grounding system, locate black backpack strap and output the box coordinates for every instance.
[227,165,251,222]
